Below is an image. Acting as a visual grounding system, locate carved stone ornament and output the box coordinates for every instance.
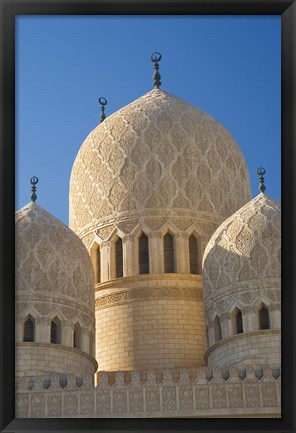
[96,286,202,309]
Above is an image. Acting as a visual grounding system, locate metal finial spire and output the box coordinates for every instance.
[151,52,162,89]
[98,97,107,123]
[30,176,39,202]
[257,167,266,193]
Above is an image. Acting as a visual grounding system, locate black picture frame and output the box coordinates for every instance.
[0,1,295,432]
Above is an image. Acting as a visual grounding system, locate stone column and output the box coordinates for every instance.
[207,321,215,347]
[270,304,281,329]
[90,247,98,283]
[175,233,190,274]
[81,328,90,353]
[221,312,232,338]
[201,238,210,271]
[149,232,163,274]
[123,235,134,277]
[242,306,257,332]
[100,241,111,282]
[62,321,74,347]
[15,318,23,343]
[35,317,50,343]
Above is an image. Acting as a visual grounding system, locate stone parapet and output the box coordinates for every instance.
[15,365,280,418]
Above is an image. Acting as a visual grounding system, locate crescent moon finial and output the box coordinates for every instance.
[151,52,162,89]
[98,97,107,122]
[257,167,266,193]
[30,176,39,202]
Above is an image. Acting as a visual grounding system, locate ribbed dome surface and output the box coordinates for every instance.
[15,202,95,317]
[69,89,251,234]
[203,193,281,314]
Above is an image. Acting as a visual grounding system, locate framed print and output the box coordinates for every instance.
[0,1,295,432]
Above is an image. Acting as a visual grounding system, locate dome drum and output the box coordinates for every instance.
[15,343,98,383]
[205,330,281,375]
[87,221,216,284]
[95,275,206,372]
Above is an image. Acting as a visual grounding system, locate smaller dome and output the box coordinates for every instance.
[203,193,281,306]
[15,202,95,325]
[202,193,281,374]
[15,202,97,380]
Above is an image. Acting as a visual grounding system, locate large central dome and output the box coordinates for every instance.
[69,89,251,235]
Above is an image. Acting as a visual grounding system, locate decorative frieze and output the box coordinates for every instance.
[95,287,203,309]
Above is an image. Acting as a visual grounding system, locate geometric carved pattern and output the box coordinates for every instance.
[162,369,177,411]
[15,365,280,418]
[69,89,251,235]
[15,202,95,318]
[227,366,244,408]
[145,370,161,413]
[112,371,127,414]
[244,366,260,408]
[129,371,144,413]
[210,367,227,409]
[178,368,194,411]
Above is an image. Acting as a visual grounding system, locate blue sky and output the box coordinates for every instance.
[16,15,281,225]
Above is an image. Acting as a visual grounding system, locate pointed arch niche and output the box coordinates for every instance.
[23,315,35,342]
[138,232,149,275]
[189,233,199,274]
[50,316,61,344]
[232,307,244,335]
[163,232,175,273]
[90,241,101,285]
[73,322,82,349]
[258,304,270,330]
[109,232,126,279]
[214,316,222,342]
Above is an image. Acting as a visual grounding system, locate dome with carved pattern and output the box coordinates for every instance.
[202,193,281,316]
[69,89,251,235]
[15,202,95,321]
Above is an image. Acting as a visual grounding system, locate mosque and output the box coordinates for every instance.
[15,53,281,418]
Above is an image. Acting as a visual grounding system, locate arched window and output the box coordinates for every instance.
[24,317,34,342]
[259,306,270,330]
[73,323,81,349]
[139,233,149,274]
[50,317,61,344]
[115,238,123,278]
[214,316,222,342]
[189,235,198,274]
[96,247,101,283]
[236,310,243,334]
[164,233,174,273]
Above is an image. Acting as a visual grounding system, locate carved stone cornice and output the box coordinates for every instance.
[100,241,111,249]
[242,305,257,315]
[122,235,134,244]
[221,312,231,320]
